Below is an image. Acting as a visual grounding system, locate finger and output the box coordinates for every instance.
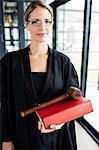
[50,123,64,130]
[40,122,56,133]
[40,121,46,130]
[55,122,64,129]
[38,121,42,130]
[50,124,56,129]
[35,111,42,121]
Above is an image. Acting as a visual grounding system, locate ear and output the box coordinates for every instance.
[24,21,30,31]
[24,21,28,28]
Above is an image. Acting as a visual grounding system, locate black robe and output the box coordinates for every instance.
[1,45,79,149]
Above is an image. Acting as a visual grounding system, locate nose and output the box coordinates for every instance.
[38,21,46,29]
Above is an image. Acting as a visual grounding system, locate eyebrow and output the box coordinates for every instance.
[29,18,51,21]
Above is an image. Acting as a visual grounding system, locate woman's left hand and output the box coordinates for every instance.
[38,120,64,133]
[36,111,64,133]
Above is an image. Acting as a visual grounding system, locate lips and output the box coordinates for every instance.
[36,33,47,36]
[37,33,45,35]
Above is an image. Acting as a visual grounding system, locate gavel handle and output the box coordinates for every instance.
[20,93,69,117]
[20,86,82,117]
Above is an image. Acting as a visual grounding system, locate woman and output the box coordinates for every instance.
[1,0,79,149]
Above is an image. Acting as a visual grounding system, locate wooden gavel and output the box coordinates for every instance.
[20,86,82,118]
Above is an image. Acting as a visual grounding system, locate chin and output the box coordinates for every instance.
[37,38,48,42]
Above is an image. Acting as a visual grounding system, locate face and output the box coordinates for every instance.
[26,6,53,43]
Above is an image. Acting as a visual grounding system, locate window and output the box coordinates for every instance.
[85,0,99,132]
[56,0,85,83]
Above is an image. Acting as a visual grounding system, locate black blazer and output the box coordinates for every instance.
[1,45,79,149]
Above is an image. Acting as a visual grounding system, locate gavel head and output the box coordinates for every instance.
[68,86,82,99]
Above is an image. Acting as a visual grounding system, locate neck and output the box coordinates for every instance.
[29,42,48,55]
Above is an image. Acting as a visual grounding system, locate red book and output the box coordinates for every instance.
[37,97,93,128]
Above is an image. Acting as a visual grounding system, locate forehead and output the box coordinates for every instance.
[29,6,52,19]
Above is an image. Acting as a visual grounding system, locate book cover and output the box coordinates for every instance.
[37,97,93,128]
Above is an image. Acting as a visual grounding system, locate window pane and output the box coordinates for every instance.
[85,0,99,132]
[4,1,19,51]
[56,0,84,81]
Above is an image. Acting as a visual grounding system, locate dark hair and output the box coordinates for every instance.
[24,0,53,21]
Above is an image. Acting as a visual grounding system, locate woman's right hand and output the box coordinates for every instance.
[2,141,15,150]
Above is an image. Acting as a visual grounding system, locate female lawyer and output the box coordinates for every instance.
[1,0,79,149]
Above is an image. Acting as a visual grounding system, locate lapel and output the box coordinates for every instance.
[13,46,31,111]
[13,53,29,146]
[22,46,40,101]
[38,46,54,97]
[13,53,25,112]
[23,46,54,102]
[15,46,58,104]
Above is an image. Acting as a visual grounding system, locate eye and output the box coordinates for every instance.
[45,19,52,25]
[29,20,37,25]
